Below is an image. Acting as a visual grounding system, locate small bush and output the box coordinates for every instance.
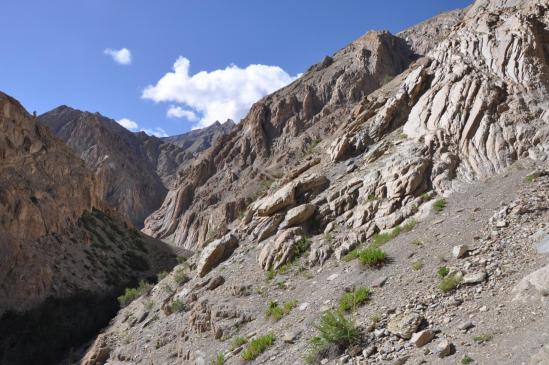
[411,260,424,271]
[433,199,447,213]
[156,271,168,282]
[358,247,388,268]
[117,280,151,307]
[473,334,493,344]
[420,192,432,202]
[174,268,189,285]
[461,355,474,364]
[211,353,225,365]
[410,239,423,246]
[437,266,450,278]
[168,299,186,314]
[367,194,378,201]
[176,256,187,264]
[265,270,276,281]
[143,299,155,311]
[230,336,248,350]
[372,226,401,246]
[266,300,298,321]
[294,236,311,257]
[306,311,359,362]
[525,174,536,182]
[241,333,275,361]
[439,274,461,293]
[339,287,371,312]
[402,219,417,232]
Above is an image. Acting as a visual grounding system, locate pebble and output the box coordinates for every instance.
[453,245,470,259]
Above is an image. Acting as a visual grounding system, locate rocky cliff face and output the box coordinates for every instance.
[0,93,179,365]
[39,107,233,227]
[84,1,549,364]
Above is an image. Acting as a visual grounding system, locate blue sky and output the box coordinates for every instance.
[0,0,471,137]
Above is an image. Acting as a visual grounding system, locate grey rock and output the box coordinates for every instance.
[462,271,487,285]
[387,312,423,339]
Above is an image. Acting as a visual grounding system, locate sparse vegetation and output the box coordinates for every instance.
[117,280,151,307]
[265,270,276,281]
[294,236,311,258]
[265,300,298,321]
[462,355,474,364]
[420,192,432,202]
[525,174,536,182]
[433,198,447,212]
[339,287,371,312]
[174,268,189,285]
[358,247,388,268]
[156,271,168,282]
[367,194,378,201]
[402,219,417,232]
[411,260,424,271]
[372,225,402,246]
[439,274,461,293]
[241,333,276,361]
[168,299,186,314]
[211,353,225,365]
[410,239,424,246]
[230,336,248,350]
[143,299,155,311]
[306,311,359,363]
[437,266,450,278]
[399,133,408,139]
[176,255,187,264]
[473,334,493,344]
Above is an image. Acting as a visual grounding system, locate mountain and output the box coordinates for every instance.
[81,0,549,364]
[0,92,180,365]
[39,107,233,227]
[163,119,235,151]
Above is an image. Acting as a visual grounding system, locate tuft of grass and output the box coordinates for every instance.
[473,334,493,344]
[372,226,401,246]
[156,271,168,282]
[411,260,424,271]
[402,219,417,232]
[174,268,189,285]
[265,270,276,281]
[525,174,536,182]
[143,299,155,311]
[241,333,276,361]
[266,300,298,321]
[211,353,225,365]
[410,239,423,246]
[437,266,450,278]
[433,198,447,213]
[439,274,461,293]
[367,194,378,201]
[342,248,360,262]
[399,133,408,139]
[420,192,432,202]
[168,299,186,314]
[358,247,388,268]
[117,280,151,307]
[230,336,248,350]
[306,311,359,363]
[461,355,474,364]
[294,236,311,258]
[176,255,187,264]
[339,287,371,312]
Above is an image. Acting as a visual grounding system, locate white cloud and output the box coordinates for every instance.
[104,48,132,65]
[142,57,297,128]
[141,127,168,138]
[117,118,138,131]
[167,105,198,121]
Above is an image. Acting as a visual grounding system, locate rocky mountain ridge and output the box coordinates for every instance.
[39,107,233,227]
[0,92,179,365]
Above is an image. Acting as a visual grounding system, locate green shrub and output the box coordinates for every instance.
[143,299,155,311]
[411,260,424,271]
[461,355,474,364]
[420,192,432,202]
[156,271,168,282]
[433,199,447,212]
[174,268,189,285]
[265,270,276,281]
[230,335,248,350]
[402,219,417,232]
[339,287,371,312]
[265,300,298,321]
[168,299,186,314]
[439,274,461,293]
[176,255,187,264]
[241,333,275,360]
[294,236,311,257]
[117,280,151,307]
[437,266,450,278]
[358,247,388,268]
[525,174,536,182]
[372,225,401,246]
[211,353,225,365]
[473,334,493,344]
[306,311,359,362]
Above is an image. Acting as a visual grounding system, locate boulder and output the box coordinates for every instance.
[258,228,303,271]
[435,339,454,358]
[281,204,316,228]
[196,234,238,277]
[328,136,350,162]
[462,271,487,285]
[512,264,549,301]
[452,245,469,259]
[254,183,296,216]
[387,312,423,339]
[410,329,434,347]
[253,214,284,242]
